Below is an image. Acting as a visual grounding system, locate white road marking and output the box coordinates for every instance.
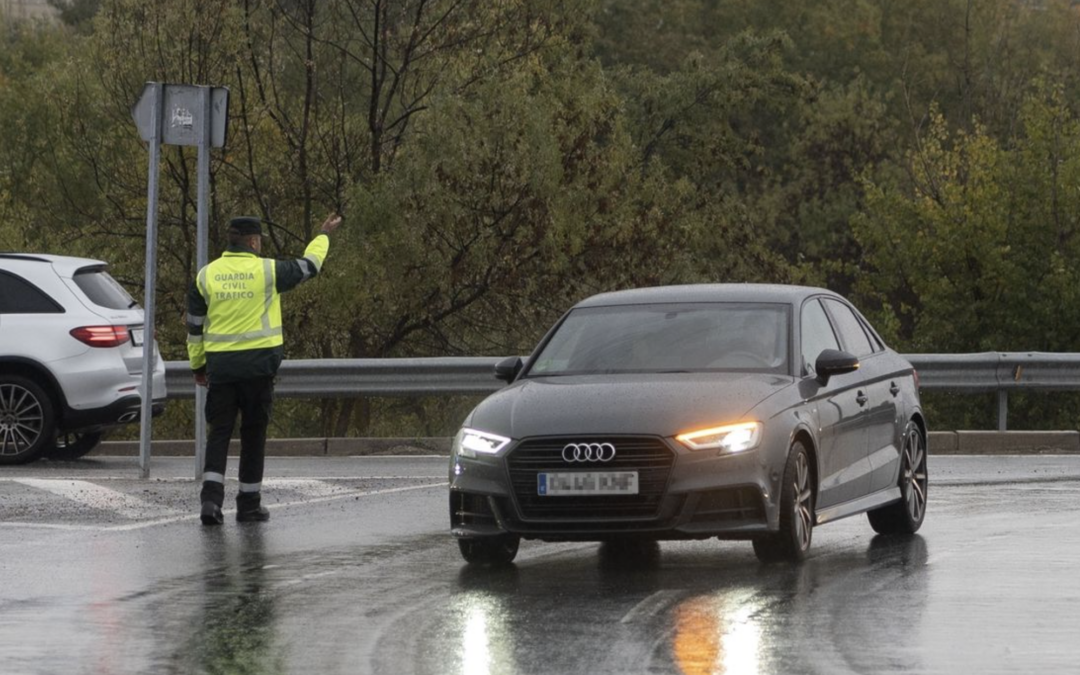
[263,478,350,497]
[9,478,184,519]
[620,589,685,624]
[0,481,447,532]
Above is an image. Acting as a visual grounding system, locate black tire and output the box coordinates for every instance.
[0,375,56,466]
[458,534,520,566]
[868,421,928,535]
[45,431,105,461]
[753,440,815,563]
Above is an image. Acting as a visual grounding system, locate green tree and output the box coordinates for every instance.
[2,0,800,438]
[853,85,1080,427]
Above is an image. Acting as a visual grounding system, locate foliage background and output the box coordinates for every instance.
[3,0,1080,436]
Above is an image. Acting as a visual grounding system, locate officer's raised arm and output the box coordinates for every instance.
[275,212,342,294]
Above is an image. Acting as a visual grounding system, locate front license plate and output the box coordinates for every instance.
[130,328,144,346]
[537,471,639,496]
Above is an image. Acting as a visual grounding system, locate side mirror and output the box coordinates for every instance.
[815,349,859,384]
[494,356,523,383]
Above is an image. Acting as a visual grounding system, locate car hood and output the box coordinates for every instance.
[467,372,796,439]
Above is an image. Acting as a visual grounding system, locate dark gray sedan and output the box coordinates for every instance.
[449,284,927,564]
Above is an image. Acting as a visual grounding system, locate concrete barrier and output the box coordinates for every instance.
[954,431,1079,455]
[98,432,1079,457]
[928,431,957,454]
[99,437,449,457]
[325,437,451,455]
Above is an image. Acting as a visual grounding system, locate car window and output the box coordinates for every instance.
[822,299,874,358]
[527,303,790,376]
[0,270,63,314]
[73,268,137,310]
[800,299,840,376]
[860,317,885,352]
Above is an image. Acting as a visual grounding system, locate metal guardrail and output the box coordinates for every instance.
[906,352,1080,430]
[164,352,1080,430]
[164,357,507,398]
[906,352,1080,391]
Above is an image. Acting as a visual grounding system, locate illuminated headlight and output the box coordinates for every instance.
[676,422,763,454]
[454,427,512,458]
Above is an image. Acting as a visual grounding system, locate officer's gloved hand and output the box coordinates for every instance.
[320,213,343,234]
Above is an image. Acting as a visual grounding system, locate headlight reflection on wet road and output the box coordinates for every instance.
[455,594,514,675]
[462,603,492,675]
[673,591,765,675]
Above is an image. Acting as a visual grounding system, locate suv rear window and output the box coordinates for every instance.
[73,268,138,310]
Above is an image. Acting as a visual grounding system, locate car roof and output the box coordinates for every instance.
[0,253,108,276]
[574,283,844,308]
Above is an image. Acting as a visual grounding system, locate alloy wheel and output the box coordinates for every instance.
[903,426,928,523]
[0,383,45,456]
[793,450,813,551]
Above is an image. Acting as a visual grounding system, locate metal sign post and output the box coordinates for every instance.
[132,82,229,479]
[136,83,164,480]
[194,86,212,480]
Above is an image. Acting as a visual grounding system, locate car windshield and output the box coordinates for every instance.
[527,302,790,376]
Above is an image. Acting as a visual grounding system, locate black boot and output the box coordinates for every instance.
[236,505,270,523]
[236,492,269,522]
[200,501,224,526]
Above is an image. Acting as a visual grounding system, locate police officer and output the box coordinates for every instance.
[187,213,343,525]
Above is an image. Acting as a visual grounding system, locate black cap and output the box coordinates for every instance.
[228,216,264,236]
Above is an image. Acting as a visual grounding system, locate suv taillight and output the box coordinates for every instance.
[70,325,130,348]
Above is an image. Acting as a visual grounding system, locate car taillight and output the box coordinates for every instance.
[70,325,130,348]
[913,369,920,390]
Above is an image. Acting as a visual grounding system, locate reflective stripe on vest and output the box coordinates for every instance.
[199,254,283,352]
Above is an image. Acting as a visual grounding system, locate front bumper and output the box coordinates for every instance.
[450,434,785,541]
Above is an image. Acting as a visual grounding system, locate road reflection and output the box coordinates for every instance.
[667,534,929,675]
[187,527,284,675]
[439,534,930,675]
[449,566,520,675]
[672,592,764,675]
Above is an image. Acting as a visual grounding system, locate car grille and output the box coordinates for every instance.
[506,436,676,520]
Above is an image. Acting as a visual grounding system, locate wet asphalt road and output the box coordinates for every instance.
[1,455,1079,675]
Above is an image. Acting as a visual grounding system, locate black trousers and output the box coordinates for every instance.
[199,377,274,510]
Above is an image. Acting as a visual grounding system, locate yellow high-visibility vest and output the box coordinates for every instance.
[197,252,283,352]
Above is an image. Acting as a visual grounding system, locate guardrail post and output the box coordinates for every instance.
[998,390,1008,431]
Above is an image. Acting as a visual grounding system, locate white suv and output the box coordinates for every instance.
[0,254,167,464]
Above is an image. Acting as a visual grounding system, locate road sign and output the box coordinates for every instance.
[132,82,228,479]
[132,83,229,148]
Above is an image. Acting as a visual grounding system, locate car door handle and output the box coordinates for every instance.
[856,391,869,406]
[889,382,901,396]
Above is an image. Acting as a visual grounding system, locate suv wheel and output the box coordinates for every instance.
[46,431,105,462]
[0,375,56,465]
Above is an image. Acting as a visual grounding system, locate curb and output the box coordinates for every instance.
[928,431,1079,455]
[98,437,451,457]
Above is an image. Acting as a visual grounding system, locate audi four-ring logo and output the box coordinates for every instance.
[562,442,616,463]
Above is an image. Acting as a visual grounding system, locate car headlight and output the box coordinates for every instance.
[454,427,512,458]
[676,422,762,453]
